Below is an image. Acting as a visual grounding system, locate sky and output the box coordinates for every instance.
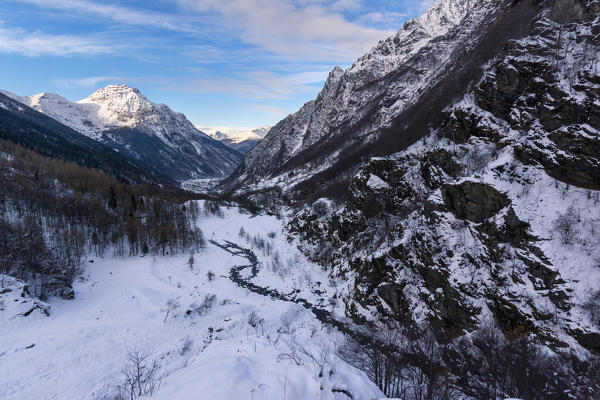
[0,0,433,132]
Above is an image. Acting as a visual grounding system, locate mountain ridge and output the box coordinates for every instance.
[204,126,271,154]
[221,0,506,197]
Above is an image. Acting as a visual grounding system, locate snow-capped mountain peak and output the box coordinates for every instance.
[223,0,499,191]
[202,126,271,154]
[78,84,153,116]
[349,0,482,78]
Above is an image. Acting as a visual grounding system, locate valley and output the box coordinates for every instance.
[1,0,599,398]
[0,206,382,400]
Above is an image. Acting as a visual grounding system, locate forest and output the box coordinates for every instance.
[0,138,209,300]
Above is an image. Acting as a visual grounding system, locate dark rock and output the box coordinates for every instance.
[488,295,534,337]
[378,283,410,315]
[476,207,533,246]
[574,331,600,353]
[442,181,511,223]
[515,127,600,190]
[441,108,503,144]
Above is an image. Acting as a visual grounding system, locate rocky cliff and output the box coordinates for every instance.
[288,0,600,365]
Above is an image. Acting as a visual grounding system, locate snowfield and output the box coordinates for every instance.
[0,206,383,400]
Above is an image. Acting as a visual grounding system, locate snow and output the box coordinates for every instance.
[2,84,211,144]
[366,173,391,190]
[202,126,270,143]
[228,0,500,193]
[0,84,243,180]
[0,205,382,400]
[226,131,262,143]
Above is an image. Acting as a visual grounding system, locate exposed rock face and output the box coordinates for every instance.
[472,8,600,189]
[287,0,600,355]
[442,181,510,223]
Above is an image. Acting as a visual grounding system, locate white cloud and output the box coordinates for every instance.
[329,0,361,12]
[253,105,289,118]
[169,69,330,99]
[177,0,395,62]
[15,0,198,33]
[419,0,436,13]
[51,76,125,88]
[0,24,114,56]
[358,11,408,27]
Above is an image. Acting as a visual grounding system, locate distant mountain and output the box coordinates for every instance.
[204,126,270,154]
[0,91,166,184]
[1,85,243,182]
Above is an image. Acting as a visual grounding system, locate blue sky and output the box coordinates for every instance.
[0,0,432,131]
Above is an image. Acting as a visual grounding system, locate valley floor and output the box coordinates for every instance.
[0,205,382,400]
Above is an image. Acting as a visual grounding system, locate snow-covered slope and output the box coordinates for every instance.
[222,0,503,194]
[0,206,383,400]
[1,85,243,181]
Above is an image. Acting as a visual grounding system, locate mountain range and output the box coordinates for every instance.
[221,0,520,198]
[204,126,270,154]
[1,85,243,182]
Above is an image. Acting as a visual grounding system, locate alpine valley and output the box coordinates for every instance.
[1,0,599,399]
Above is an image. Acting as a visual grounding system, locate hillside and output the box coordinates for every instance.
[285,0,600,397]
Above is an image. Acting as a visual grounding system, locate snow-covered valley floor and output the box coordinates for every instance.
[0,206,383,400]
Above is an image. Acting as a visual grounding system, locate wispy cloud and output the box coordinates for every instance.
[358,11,408,28]
[0,23,114,56]
[419,0,436,13]
[14,0,198,33]
[168,69,330,100]
[177,0,395,62]
[329,0,362,12]
[51,76,125,88]
[253,105,289,118]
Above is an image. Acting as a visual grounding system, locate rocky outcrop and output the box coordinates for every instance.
[442,181,510,223]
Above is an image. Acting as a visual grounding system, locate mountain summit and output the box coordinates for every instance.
[1,85,242,181]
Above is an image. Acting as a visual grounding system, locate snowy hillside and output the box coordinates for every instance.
[0,206,382,400]
[0,85,242,181]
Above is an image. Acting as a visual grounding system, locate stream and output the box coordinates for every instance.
[209,239,355,336]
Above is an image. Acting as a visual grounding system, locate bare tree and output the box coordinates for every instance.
[163,299,179,323]
[553,206,579,244]
[113,350,161,400]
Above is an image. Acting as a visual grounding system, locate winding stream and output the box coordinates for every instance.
[209,239,353,335]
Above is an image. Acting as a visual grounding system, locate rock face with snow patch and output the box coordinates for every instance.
[1,85,242,181]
